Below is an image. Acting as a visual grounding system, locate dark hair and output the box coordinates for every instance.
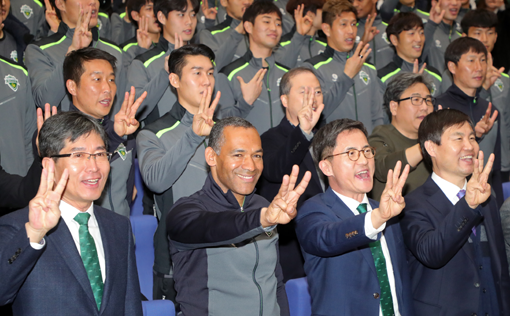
[460,9,498,34]
[64,47,117,86]
[127,0,153,28]
[168,44,215,78]
[386,12,424,45]
[39,112,109,158]
[418,109,473,167]
[279,67,318,96]
[208,117,256,154]
[286,0,327,17]
[312,119,367,163]
[383,72,433,120]
[153,0,199,30]
[48,0,62,20]
[321,0,356,26]
[243,1,282,27]
[445,37,487,68]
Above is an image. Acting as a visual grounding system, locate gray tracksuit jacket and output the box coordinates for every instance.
[10,0,45,40]
[423,19,462,72]
[356,15,394,70]
[25,22,125,115]
[136,101,208,276]
[303,45,385,134]
[277,27,328,67]
[217,50,289,134]
[0,56,37,176]
[111,12,136,45]
[127,37,176,126]
[379,0,430,24]
[97,11,112,41]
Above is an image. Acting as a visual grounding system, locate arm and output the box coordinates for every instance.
[322,72,354,118]
[0,159,42,214]
[274,32,308,68]
[23,78,38,166]
[275,242,290,316]
[371,78,385,127]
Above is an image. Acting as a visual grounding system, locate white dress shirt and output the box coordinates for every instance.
[431,172,467,206]
[333,191,401,316]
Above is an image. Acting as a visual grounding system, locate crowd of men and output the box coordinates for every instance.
[1,0,510,314]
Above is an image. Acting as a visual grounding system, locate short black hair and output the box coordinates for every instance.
[127,0,153,28]
[445,37,487,68]
[64,47,117,86]
[321,0,356,27]
[286,0,327,17]
[386,12,424,45]
[209,117,256,154]
[279,67,318,96]
[418,109,473,168]
[48,0,62,20]
[460,9,498,34]
[168,44,215,78]
[153,0,199,30]
[243,1,282,28]
[39,112,109,158]
[312,119,367,163]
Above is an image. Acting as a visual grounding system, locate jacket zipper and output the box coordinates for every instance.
[253,240,263,316]
[347,53,359,120]
[264,63,273,128]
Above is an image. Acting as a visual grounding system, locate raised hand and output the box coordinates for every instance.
[237,68,267,105]
[344,41,371,78]
[192,87,220,136]
[44,0,60,33]
[483,53,504,90]
[295,4,313,36]
[36,103,58,155]
[26,159,68,243]
[201,0,218,20]
[137,15,152,49]
[412,60,426,74]
[373,161,410,228]
[297,87,324,134]
[465,151,494,209]
[114,86,148,137]
[474,102,498,138]
[261,165,311,227]
[174,32,184,49]
[67,4,93,54]
[360,14,379,44]
[430,0,446,24]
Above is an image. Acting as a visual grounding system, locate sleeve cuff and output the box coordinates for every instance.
[30,238,46,250]
[299,127,314,141]
[364,212,386,240]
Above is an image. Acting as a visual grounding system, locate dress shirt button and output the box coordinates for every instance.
[474,283,480,288]
[373,293,380,299]
[483,288,487,293]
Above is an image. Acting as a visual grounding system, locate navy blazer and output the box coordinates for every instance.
[295,188,414,316]
[401,177,510,316]
[0,206,143,316]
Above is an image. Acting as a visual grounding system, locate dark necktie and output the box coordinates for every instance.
[456,189,476,236]
[357,203,395,316]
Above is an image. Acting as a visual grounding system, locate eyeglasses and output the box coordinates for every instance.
[397,96,435,107]
[324,147,376,161]
[50,152,113,162]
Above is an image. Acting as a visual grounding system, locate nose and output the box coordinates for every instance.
[102,78,112,94]
[85,155,100,172]
[346,24,355,35]
[184,13,192,25]
[479,32,487,43]
[242,156,256,172]
[357,150,369,165]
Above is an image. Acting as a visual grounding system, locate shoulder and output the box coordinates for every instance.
[120,37,137,52]
[135,46,165,67]
[206,19,231,35]
[424,66,443,82]
[274,61,289,73]
[142,111,181,136]
[94,205,130,226]
[370,124,393,138]
[377,62,400,82]
[0,55,28,76]
[362,62,377,73]
[30,32,66,49]
[219,57,250,79]
[97,37,122,54]
[303,53,332,70]
[0,207,29,226]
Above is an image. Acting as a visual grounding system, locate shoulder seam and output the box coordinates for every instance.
[99,39,122,53]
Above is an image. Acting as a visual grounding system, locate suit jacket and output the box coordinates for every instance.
[0,205,143,316]
[400,177,510,316]
[295,188,414,316]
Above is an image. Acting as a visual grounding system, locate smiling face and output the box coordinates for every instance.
[158,0,197,43]
[67,59,116,119]
[440,0,461,24]
[448,49,487,96]
[222,0,253,20]
[425,121,478,186]
[392,26,425,63]
[484,0,504,11]
[323,11,357,53]
[55,0,99,29]
[246,12,282,50]
[319,129,375,202]
[208,126,263,205]
[281,71,323,126]
[467,27,497,53]
[351,0,377,19]
[132,1,160,34]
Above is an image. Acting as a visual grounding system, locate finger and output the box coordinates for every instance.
[76,3,84,28]
[489,109,498,125]
[413,59,419,73]
[419,62,426,74]
[52,168,69,198]
[208,91,221,116]
[37,107,44,133]
[354,41,363,56]
[205,86,213,112]
[476,150,484,176]
[256,68,266,83]
[277,174,290,199]
[385,168,394,191]
[395,164,410,195]
[286,165,300,196]
[361,48,372,63]
[46,157,55,192]
[485,102,492,124]
[292,170,311,197]
[360,43,370,57]
[236,76,246,85]
[83,5,91,28]
[198,86,207,114]
[392,160,402,188]
[481,153,495,179]
[36,165,49,196]
[438,104,443,110]
[52,105,57,116]
[130,91,147,118]
[498,67,505,74]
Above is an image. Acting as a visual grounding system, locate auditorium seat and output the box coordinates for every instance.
[131,158,144,216]
[142,300,175,316]
[130,215,158,300]
[285,277,312,316]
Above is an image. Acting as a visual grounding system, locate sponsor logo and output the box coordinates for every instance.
[430,82,436,95]
[5,74,19,92]
[277,77,282,86]
[97,19,103,30]
[435,39,441,48]
[382,32,390,44]
[355,36,360,43]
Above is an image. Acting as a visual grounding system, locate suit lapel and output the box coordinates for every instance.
[95,207,116,314]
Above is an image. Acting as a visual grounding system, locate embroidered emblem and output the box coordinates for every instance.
[97,19,103,30]
[359,70,370,85]
[4,74,19,92]
[435,39,441,48]
[279,8,286,15]
[430,82,436,95]
[277,77,282,86]
[382,32,390,44]
[332,73,338,82]
[355,36,360,44]
[201,15,205,23]
[495,78,504,92]
[20,4,33,19]
[10,50,18,63]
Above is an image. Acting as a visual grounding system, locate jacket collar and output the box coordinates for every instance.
[69,102,111,126]
[240,49,276,68]
[168,101,194,126]
[203,172,257,209]
[446,83,480,105]
[156,35,175,53]
[357,14,383,27]
[59,21,99,42]
[438,20,459,36]
[392,53,419,71]
[324,45,351,64]
[227,14,241,28]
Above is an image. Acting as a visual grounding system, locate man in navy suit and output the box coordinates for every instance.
[0,112,142,316]
[400,109,510,316]
[295,118,414,316]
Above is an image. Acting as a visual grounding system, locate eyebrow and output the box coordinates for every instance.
[90,71,115,76]
[69,146,106,152]
[344,144,370,151]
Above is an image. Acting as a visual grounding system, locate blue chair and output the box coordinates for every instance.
[503,182,510,201]
[130,215,158,300]
[285,277,312,316]
[142,300,175,316]
[131,158,144,216]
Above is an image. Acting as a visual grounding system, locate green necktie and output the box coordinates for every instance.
[74,212,104,311]
[357,203,395,316]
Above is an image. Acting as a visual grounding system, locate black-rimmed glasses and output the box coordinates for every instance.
[50,152,113,162]
[397,96,435,107]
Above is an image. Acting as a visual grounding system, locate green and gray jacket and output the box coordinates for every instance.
[423,19,462,72]
[277,27,327,67]
[111,12,136,45]
[379,0,430,24]
[356,15,394,69]
[303,45,384,134]
[10,0,45,40]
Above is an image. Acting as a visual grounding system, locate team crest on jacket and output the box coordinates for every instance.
[382,32,390,44]
[430,82,436,95]
[435,40,441,48]
[20,4,33,19]
[10,50,18,63]
[495,78,504,92]
[359,70,370,85]
[97,19,103,30]
[5,74,19,92]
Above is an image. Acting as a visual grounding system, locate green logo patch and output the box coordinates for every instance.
[20,4,33,19]
[5,74,19,92]
[359,70,370,85]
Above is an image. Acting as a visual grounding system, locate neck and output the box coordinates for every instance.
[330,182,366,203]
[73,101,104,120]
[328,40,349,53]
[397,51,417,64]
[442,18,453,26]
[307,27,319,36]
[62,197,93,212]
[286,112,299,126]
[250,43,273,67]
[392,120,418,139]
[149,32,160,43]
[434,168,466,188]
[62,16,78,29]
[163,32,176,45]
[454,81,477,97]
[178,96,199,115]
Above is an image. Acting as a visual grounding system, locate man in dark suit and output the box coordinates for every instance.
[259,67,326,281]
[401,109,510,316]
[0,112,142,316]
[295,118,414,316]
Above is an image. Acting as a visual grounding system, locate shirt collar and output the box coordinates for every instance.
[431,172,467,205]
[59,200,96,226]
[332,190,371,213]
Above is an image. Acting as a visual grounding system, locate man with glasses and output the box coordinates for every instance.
[0,111,143,315]
[295,118,414,316]
[63,47,146,217]
[369,73,435,201]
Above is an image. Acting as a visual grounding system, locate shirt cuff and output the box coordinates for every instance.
[300,127,314,141]
[364,212,386,240]
[30,238,46,250]
[263,225,277,232]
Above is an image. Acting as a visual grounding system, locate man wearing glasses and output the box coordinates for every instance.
[295,118,414,316]
[63,47,146,217]
[369,72,435,201]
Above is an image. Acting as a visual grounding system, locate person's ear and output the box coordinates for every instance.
[447,61,457,76]
[220,0,228,8]
[321,23,331,37]
[205,147,217,167]
[42,157,53,170]
[54,0,66,13]
[424,140,437,159]
[318,159,333,177]
[131,10,140,22]
[169,73,180,89]
[66,79,78,96]
[280,94,288,108]
[244,21,253,35]
[157,11,166,25]
[389,100,399,117]
[389,34,399,47]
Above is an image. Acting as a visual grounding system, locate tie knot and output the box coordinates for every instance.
[357,203,368,214]
[74,212,91,226]
[457,189,466,199]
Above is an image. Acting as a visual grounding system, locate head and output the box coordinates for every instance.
[127,0,160,33]
[51,0,99,29]
[39,112,110,211]
[384,73,434,138]
[437,0,461,24]
[0,0,9,31]
[321,0,358,53]
[478,0,505,12]
[419,109,477,186]
[286,0,327,31]
[461,9,498,52]
[221,0,253,20]
[387,12,425,63]
[206,117,263,205]
[280,67,323,126]
[154,0,198,43]
[243,1,283,49]
[351,0,377,19]
[313,119,374,202]
[64,47,117,119]
[445,37,487,95]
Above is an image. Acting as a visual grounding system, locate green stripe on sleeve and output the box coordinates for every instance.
[275,64,289,72]
[156,121,181,138]
[144,51,166,68]
[425,69,442,82]
[381,68,401,83]
[363,63,376,70]
[33,0,43,7]
[40,36,66,50]
[211,26,230,35]
[0,58,28,76]
[99,39,122,53]
[280,40,291,47]
[227,62,250,81]
[123,42,138,52]
[313,57,332,70]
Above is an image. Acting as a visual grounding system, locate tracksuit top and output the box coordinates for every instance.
[356,15,394,69]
